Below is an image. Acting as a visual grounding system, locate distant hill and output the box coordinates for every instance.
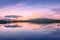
[29,18,54,21]
[27,18,54,22]
[26,18,60,23]
[0,18,60,24]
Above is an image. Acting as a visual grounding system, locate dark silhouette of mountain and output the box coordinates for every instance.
[29,18,54,21]
[0,18,60,24]
[25,18,60,24]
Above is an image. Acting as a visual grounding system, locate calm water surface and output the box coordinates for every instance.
[0,22,60,40]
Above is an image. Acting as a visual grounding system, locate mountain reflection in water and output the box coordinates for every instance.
[0,22,60,40]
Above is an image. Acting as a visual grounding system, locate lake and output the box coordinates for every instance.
[0,22,60,40]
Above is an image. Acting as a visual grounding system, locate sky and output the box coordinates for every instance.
[0,0,60,19]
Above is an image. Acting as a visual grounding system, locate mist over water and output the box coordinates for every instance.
[0,22,60,40]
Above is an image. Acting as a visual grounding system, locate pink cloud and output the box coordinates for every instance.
[0,3,60,19]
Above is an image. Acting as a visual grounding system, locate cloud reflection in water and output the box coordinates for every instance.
[0,22,60,40]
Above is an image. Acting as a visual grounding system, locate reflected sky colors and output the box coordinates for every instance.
[0,23,60,40]
[0,23,60,34]
[0,0,60,19]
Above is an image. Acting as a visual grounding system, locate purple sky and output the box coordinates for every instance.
[0,0,60,19]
